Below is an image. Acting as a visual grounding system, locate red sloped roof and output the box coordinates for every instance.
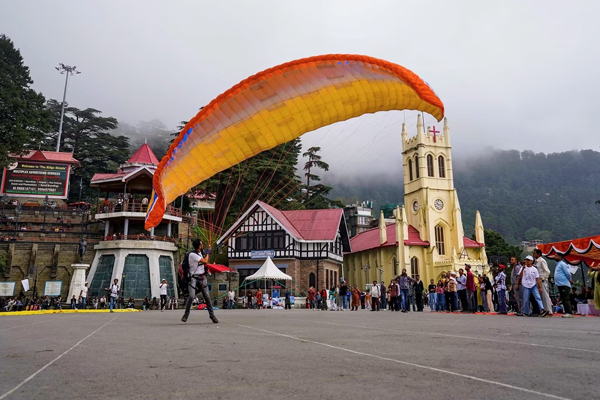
[349,223,429,254]
[258,201,342,241]
[463,237,485,248]
[91,172,127,182]
[17,150,79,164]
[127,144,159,165]
[283,208,343,241]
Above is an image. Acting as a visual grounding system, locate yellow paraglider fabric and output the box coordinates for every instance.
[145,54,444,229]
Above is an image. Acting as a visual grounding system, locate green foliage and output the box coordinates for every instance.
[0,34,52,168]
[302,146,340,209]
[39,100,129,201]
[482,229,522,263]
[332,149,600,244]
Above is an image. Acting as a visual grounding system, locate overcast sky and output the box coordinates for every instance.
[2,0,599,180]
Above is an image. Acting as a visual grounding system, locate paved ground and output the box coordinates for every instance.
[0,309,598,400]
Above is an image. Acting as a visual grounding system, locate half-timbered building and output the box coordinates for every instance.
[216,201,351,295]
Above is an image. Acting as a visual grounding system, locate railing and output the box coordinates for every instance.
[102,234,175,242]
[96,201,181,217]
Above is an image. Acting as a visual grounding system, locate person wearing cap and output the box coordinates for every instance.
[79,282,89,310]
[516,255,548,317]
[159,278,168,312]
[533,249,553,317]
[495,265,508,314]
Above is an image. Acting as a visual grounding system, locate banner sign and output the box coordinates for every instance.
[44,281,63,296]
[1,161,71,199]
[0,282,16,296]
[251,250,275,259]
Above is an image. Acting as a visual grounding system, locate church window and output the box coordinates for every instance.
[414,156,420,178]
[410,257,419,278]
[427,154,434,177]
[408,159,413,181]
[435,225,446,256]
[392,256,397,276]
[309,272,316,288]
[438,156,446,178]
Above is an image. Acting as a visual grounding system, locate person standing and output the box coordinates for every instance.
[398,269,416,312]
[516,255,548,317]
[79,282,89,310]
[159,279,168,311]
[435,280,445,311]
[370,281,381,311]
[328,286,337,311]
[588,264,600,310]
[104,279,119,313]
[256,288,263,309]
[448,272,459,312]
[465,265,476,313]
[351,285,361,311]
[389,279,399,312]
[413,275,424,311]
[495,265,508,314]
[533,249,553,317]
[181,239,218,324]
[456,268,468,312]
[227,289,235,310]
[553,253,573,318]
[428,279,437,311]
[510,257,524,316]
[284,288,291,310]
[339,281,348,310]
[379,281,387,310]
[308,286,316,309]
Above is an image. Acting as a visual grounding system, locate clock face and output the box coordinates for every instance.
[434,199,444,211]
[412,201,418,212]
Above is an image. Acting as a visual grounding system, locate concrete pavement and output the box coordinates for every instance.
[0,309,598,399]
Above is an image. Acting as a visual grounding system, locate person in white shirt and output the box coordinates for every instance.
[533,249,553,316]
[159,279,168,312]
[227,290,235,310]
[79,282,89,309]
[181,239,218,324]
[370,281,381,311]
[516,255,548,317]
[104,279,119,313]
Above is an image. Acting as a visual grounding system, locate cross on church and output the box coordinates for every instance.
[429,126,439,142]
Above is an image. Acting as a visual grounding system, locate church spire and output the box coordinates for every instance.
[401,122,408,142]
[443,117,450,146]
[416,113,425,142]
[475,210,485,245]
[379,211,387,245]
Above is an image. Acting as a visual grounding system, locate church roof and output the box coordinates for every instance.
[348,223,429,254]
[463,237,485,248]
[127,143,159,165]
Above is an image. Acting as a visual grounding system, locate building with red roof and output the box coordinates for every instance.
[217,200,351,294]
[343,116,487,291]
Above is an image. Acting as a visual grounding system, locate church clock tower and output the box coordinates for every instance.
[400,115,487,280]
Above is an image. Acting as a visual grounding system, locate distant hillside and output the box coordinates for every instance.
[330,149,600,244]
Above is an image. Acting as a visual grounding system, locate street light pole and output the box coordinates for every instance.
[55,63,81,152]
[42,195,49,231]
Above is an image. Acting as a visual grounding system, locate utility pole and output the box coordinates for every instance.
[55,63,81,152]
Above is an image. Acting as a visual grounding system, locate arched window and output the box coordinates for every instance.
[408,159,413,181]
[414,155,420,178]
[392,256,398,276]
[427,154,434,177]
[435,225,445,256]
[309,272,316,288]
[410,257,419,278]
[438,156,446,178]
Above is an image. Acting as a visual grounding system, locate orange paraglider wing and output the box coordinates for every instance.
[145,54,444,229]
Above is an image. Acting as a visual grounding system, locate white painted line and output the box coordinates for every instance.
[0,315,120,400]
[0,318,59,332]
[226,321,571,400]
[292,318,600,355]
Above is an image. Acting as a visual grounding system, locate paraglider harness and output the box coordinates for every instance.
[178,250,207,298]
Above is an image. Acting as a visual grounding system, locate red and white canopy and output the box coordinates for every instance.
[537,235,600,266]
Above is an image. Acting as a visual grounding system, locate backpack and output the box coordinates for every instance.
[178,252,192,297]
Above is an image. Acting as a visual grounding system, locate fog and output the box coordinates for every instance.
[2,0,599,182]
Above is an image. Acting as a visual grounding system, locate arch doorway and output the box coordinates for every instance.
[309,272,316,288]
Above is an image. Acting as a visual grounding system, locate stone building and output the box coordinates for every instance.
[343,117,488,288]
[216,200,351,295]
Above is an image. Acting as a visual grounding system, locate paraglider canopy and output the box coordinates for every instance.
[146,54,445,229]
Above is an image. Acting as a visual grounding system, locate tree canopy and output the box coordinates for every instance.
[0,34,52,168]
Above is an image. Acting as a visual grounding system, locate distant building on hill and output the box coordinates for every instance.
[344,201,374,237]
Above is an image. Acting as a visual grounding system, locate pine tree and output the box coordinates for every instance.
[0,34,52,168]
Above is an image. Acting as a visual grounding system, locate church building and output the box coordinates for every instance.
[343,116,487,288]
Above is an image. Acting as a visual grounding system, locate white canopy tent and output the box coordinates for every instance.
[246,257,292,281]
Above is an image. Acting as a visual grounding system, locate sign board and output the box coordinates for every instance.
[272,288,280,299]
[0,282,16,296]
[44,281,63,296]
[1,161,71,199]
[250,250,275,259]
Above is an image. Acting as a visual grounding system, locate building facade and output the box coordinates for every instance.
[343,201,374,237]
[217,201,351,295]
[344,116,488,288]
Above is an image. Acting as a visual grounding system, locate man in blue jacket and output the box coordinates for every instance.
[553,253,573,318]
